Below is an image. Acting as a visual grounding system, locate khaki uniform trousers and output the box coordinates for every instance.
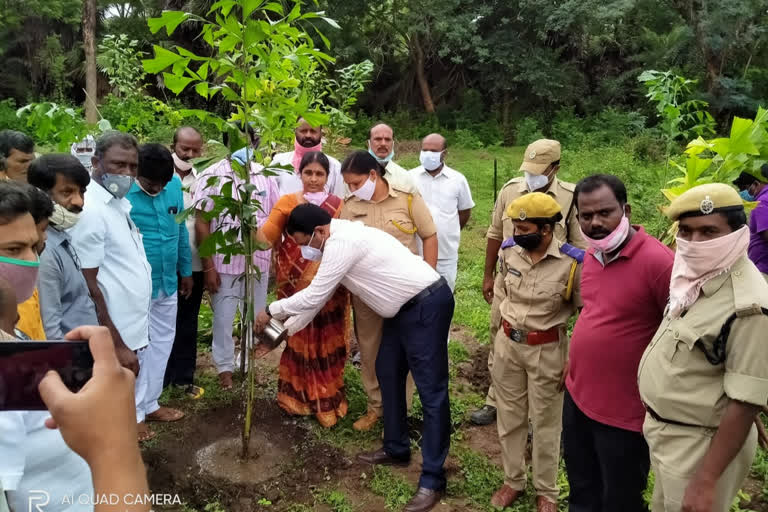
[353,295,415,416]
[643,414,757,512]
[485,272,504,407]
[491,327,566,502]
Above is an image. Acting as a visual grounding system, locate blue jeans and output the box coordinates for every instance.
[376,280,454,490]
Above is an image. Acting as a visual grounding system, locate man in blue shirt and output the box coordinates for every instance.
[128,143,192,425]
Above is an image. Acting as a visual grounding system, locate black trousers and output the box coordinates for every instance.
[164,271,204,387]
[563,391,650,512]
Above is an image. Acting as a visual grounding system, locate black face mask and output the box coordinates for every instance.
[513,231,543,251]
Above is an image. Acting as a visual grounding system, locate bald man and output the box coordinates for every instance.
[368,123,417,193]
[411,134,474,291]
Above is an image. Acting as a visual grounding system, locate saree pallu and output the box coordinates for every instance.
[275,195,350,427]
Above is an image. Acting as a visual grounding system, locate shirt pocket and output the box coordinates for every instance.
[536,279,569,314]
[388,209,416,236]
[160,208,179,239]
[345,202,370,220]
[665,323,700,368]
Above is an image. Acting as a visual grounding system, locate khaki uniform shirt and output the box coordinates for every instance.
[638,256,768,428]
[341,180,437,254]
[498,237,582,333]
[487,177,585,249]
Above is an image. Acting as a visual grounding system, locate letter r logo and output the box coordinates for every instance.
[28,490,49,512]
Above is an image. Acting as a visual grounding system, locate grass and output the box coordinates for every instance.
[369,466,417,510]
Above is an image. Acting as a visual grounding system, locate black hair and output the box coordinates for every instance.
[0,181,32,225]
[27,185,54,224]
[0,130,34,157]
[368,123,393,140]
[530,212,564,230]
[299,151,330,176]
[94,131,139,159]
[27,154,90,192]
[341,150,386,177]
[679,208,748,231]
[138,143,174,183]
[286,203,332,236]
[172,126,202,145]
[574,174,628,206]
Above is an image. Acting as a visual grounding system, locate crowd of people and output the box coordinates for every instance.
[0,118,767,512]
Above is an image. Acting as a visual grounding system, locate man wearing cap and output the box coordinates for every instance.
[638,183,768,512]
[734,165,768,277]
[489,192,583,512]
[471,138,584,426]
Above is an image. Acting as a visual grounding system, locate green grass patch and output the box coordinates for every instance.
[369,466,416,510]
[316,489,356,512]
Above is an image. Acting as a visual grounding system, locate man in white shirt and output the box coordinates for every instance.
[271,118,345,197]
[368,123,416,192]
[256,204,453,512]
[165,126,206,399]
[69,131,155,442]
[411,133,475,291]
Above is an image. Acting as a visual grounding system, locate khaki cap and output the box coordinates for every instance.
[666,183,744,221]
[519,139,561,175]
[507,192,562,221]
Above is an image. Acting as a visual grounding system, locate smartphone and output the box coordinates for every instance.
[0,341,93,411]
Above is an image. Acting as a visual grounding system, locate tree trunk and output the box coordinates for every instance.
[83,0,98,123]
[411,36,435,114]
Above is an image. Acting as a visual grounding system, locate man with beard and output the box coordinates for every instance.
[271,118,345,196]
[28,154,98,339]
[639,183,768,512]
[165,126,206,399]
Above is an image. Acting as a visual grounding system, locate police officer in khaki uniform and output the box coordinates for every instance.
[489,193,583,512]
[472,139,585,426]
[638,183,768,512]
[340,150,437,432]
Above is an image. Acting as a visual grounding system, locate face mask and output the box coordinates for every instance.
[100,173,134,199]
[580,214,630,253]
[137,179,162,197]
[419,150,443,171]
[172,153,194,172]
[513,232,543,251]
[75,153,94,171]
[231,147,253,166]
[304,191,328,206]
[300,232,323,261]
[740,189,756,202]
[0,255,39,303]
[292,139,322,172]
[49,203,81,230]
[352,175,376,201]
[368,147,394,165]
[525,171,549,191]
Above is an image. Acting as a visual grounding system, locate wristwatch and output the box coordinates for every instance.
[265,303,272,317]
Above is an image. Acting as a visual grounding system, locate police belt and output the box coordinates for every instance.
[400,277,447,311]
[502,320,559,345]
[644,404,704,429]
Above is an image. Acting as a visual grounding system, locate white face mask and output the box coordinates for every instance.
[300,232,323,261]
[525,171,549,191]
[137,179,162,197]
[49,203,81,230]
[419,150,443,171]
[352,174,376,201]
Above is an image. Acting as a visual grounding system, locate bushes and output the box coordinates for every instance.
[0,99,28,133]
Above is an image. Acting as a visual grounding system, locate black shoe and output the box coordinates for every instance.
[470,405,497,426]
[357,448,410,467]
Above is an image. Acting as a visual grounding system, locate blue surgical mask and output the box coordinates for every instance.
[368,147,394,165]
[101,173,134,199]
[740,189,756,202]
[300,232,323,261]
[231,147,253,166]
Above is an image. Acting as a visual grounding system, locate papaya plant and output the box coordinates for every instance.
[143,0,335,458]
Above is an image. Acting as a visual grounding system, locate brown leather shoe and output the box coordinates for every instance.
[353,409,380,431]
[356,448,410,467]
[536,496,557,512]
[403,487,444,512]
[490,485,522,508]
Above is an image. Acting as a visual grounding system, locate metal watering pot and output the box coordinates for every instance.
[258,317,288,348]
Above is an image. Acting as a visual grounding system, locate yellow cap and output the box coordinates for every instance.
[506,192,562,221]
[519,139,561,175]
[665,183,744,221]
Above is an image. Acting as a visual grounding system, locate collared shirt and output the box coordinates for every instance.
[487,177,585,249]
[566,227,674,432]
[498,237,581,332]
[270,151,345,198]
[127,175,192,299]
[384,160,417,193]
[340,180,436,253]
[176,165,203,272]
[412,164,475,262]
[38,226,98,339]
[69,181,152,351]
[271,219,440,330]
[748,185,768,274]
[638,256,768,427]
[192,159,279,276]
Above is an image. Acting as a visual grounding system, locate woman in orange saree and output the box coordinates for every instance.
[257,151,350,427]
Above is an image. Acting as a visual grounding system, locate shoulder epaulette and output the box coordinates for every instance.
[501,237,516,250]
[560,243,585,263]
[559,181,577,192]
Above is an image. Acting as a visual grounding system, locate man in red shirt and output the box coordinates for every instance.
[563,174,674,512]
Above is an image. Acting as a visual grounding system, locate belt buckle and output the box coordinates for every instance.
[509,329,523,343]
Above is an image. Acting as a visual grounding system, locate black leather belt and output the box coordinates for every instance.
[645,404,703,429]
[402,277,447,310]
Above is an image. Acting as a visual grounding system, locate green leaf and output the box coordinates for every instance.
[243,0,264,18]
[163,73,195,94]
[287,1,301,21]
[208,0,237,16]
[314,27,331,49]
[685,155,712,185]
[263,2,284,15]
[301,111,329,127]
[195,82,210,98]
[147,11,190,35]
[97,119,113,132]
[727,116,760,155]
[143,46,184,73]
[320,16,340,29]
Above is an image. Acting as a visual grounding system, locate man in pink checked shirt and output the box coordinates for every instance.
[193,146,279,390]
